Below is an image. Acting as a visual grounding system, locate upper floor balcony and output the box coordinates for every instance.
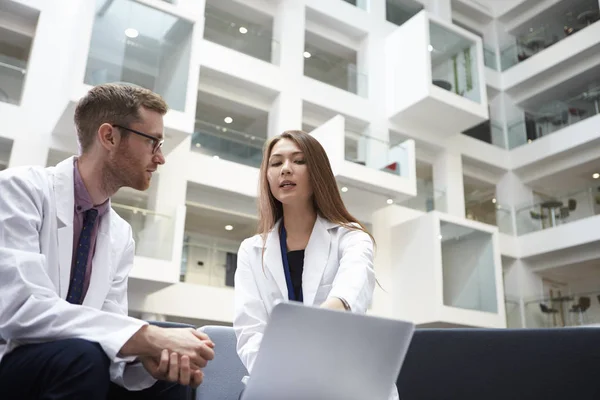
[203,2,276,64]
[498,0,600,102]
[499,0,599,72]
[390,210,506,328]
[507,80,600,149]
[515,184,600,237]
[386,10,488,134]
[310,115,417,203]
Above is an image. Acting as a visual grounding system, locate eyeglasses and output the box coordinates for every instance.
[112,124,164,154]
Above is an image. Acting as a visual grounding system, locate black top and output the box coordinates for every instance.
[287,249,305,301]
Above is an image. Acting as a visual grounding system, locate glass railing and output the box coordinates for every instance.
[483,45,498,71]
[203,8,277,64]
[303,51,367,96]
[505,296,523,328]
[344,133,409,177]
[523,290,600,328]
[465,198,514,235]
[430,21,481,103]
[506,88,600,148]
[399,179,446,212]
[499,8,600,71]
[0,55,27,105]
[441,221,497,313]
[84,0,193,111]
[180,236,237,288]
[514,186,600,235]
[191,120,265,168]
[112,203,174,260]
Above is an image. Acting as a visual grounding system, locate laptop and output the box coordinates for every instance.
[241,302,415,400]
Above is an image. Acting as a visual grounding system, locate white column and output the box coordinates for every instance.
[495,171,534,236]
[268,92,303,138]
[8,133,50,167]
[500,91,527,149]
[147,138,190,216]
[503,258,544,328]
[267,0,305,138]
[433,150,465,217]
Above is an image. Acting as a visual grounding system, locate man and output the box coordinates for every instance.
[0,83,214,399]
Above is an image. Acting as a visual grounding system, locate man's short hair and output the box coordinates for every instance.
[74,83,169,153]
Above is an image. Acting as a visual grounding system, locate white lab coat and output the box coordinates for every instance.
[0,157,155,391]
[233,216,400,400]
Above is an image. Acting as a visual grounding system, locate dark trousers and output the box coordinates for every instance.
[0,339,191,400]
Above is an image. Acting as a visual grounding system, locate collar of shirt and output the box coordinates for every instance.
[73,158,111,217]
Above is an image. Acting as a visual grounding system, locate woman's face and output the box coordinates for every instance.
[267,138,313,206]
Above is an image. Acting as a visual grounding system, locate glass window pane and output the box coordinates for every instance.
[84,0,193,111]
[430,22,481,104]
[440,221,497,313]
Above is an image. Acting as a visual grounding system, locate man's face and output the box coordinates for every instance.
[110,107,166,191]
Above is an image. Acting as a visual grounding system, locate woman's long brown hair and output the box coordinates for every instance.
[257,130,375,246]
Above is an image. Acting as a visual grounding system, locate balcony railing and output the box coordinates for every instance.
[0,55,27,105]
[514,186,600,235]
[499,8,599,71]
[465,197,514,235]
[180,236,237,288]
[191,120,265,168]
[203,9,277,63]
[112,203,174,260]
[304,50,366,96]
[524,290,600,328]
[399,179,446,212]
[506,86,600,148]
[345,133,410,177]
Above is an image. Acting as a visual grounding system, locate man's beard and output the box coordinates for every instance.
[103,146,147,193]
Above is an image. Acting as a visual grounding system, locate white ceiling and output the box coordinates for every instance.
[538,259,600,284]
[196,90,269,137]
[185,203,257,242]
[526,157,600,196]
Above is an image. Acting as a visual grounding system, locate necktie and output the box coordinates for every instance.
[67,208,98,304]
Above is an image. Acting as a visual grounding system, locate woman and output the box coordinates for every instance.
[233,130,399,400]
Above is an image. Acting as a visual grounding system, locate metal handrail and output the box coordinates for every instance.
[0,60,26,74]
[111,202,171,219]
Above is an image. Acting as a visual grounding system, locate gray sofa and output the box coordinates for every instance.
[189,325,600,400]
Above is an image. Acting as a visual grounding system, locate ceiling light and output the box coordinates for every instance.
[492,198,496,203]
[224,117,233,124]
[239,26,248,34]
[341,187,348,193]
[386,199,393,205]
[225,225,233,231]
[428,45,433,52]
[303,51,311,58]
[438,234,443,240]
[213,155,220,160]
[124,28,139,38]
[195,143,201,148]
[593,173,599,179]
